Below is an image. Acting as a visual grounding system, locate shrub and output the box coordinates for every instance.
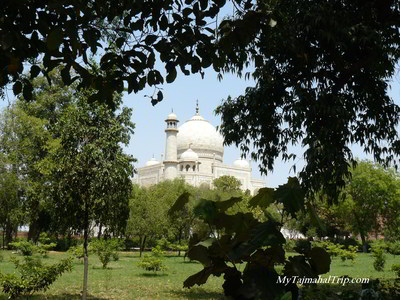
[0,256,72,299]
[372,248,386,272]
[283,239,296,252]
[91,239,121,269]
[37,243,57,258]
[8,241,37,256]
[387,241,400,256]
[138,246,167,273]
[67,245,85,261]
[312,240,357,263]
[392,264,400,278]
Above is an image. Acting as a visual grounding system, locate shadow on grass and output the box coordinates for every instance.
[178,260,199,264]
[138,272,169,277]
[0,293,108,300]
[170,288,223,299]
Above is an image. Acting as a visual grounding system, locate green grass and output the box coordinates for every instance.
[0,250,398,299]
[0,250,224,300]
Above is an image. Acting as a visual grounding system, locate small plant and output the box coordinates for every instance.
[0,256,72,299]
[91,239,121,269]
[392,264,400,278]
[67,245,85,262]
[387,241,400,256]
[372,248,386,271]
[138,246,167,273]
[8,241,37,256]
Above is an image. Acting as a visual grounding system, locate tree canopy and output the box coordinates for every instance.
[2,0,398,200]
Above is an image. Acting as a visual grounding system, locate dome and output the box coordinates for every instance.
[177,113,224,161]
[166,112,177,121]
[233,158,250,169]
[145,157,160,166]
[180,148,199,161]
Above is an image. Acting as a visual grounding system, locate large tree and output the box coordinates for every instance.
[0,0,227,106]
[337,161,399,251]
[215,0,400,199]
[46,92,134,299]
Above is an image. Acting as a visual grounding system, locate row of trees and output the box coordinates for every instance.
[0,70,135,299]
[283,161,400,251]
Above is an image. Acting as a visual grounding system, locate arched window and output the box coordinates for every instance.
[180,165,183,171]
[192,165,196,172]
[186,164,190,171]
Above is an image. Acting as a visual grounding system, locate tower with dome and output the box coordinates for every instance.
[135,103,265,195]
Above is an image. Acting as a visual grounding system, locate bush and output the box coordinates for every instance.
[37,243,57,258]
[91,239,121,269]
[372,248,386,272]
[283,239,296,252]
[138,246,167,273]
[387,241,400,256]
[8,241,37,256]
[0,256,72,299]
[391,264,400,278]
[312,240,357,263]
[67,245,86,261]
[53,236,80,252]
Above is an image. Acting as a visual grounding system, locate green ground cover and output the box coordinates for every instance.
[0,250,398,299]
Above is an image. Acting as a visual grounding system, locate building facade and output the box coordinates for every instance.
[134,104,265,195]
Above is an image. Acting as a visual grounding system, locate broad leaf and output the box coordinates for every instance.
[168,192,190,216]
[248,187,275,209]
[309,247,331,275]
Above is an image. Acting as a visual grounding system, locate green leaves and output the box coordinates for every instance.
[309,247,331,275]
[249,177,306,218]
[168,191,191,216]
[180,176,330,298]
[46,28,63,51]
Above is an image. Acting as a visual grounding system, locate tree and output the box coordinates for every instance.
[1,0,228,106]
[215,0,400,200]
[0,104,53,246]
[213,175,242,193]
[41,89,134,300]
[0,153,24,248]
[336,161,399,252]
[127,179,196,256]
[126,185,165,257]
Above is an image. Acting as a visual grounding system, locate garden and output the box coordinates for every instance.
[1,238,400,299]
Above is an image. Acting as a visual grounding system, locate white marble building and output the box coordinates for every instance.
[134,104,265,195]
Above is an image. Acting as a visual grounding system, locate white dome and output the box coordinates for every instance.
[180,148,199,161]
[233,158,250,168]
[145,157,160,166]
[177,114,224,161]
[166,112,177,120]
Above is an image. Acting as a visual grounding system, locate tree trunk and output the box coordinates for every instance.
[140,236,147,257]
[82,208,89,300]
[178,231,182,257]
[97,223,102,239]
[360,232,368,253]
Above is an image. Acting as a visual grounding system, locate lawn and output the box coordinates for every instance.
[0,250,398,299]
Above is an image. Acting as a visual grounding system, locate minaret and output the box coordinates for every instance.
[164,110,179,180]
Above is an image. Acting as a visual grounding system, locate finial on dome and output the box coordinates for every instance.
[196,100,199,115]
